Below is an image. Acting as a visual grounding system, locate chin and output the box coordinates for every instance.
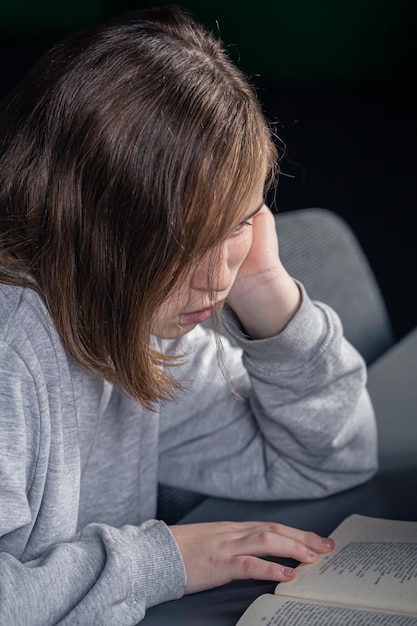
[153,322,196,339]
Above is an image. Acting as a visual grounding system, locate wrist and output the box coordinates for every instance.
[230,272,301,339]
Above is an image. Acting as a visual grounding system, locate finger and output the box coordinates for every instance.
[257,521,334,553]
[232,522,334,561]
[231,554,297,583]
[229,521,333,551]
[235,530,318,565]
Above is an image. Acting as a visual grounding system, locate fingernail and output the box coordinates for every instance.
[320,537,333,549]
[307,549,317,559]
[283,567,295,579]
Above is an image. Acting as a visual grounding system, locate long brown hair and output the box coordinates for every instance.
[0,5,277,407]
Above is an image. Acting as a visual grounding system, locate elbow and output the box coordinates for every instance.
[316,419,379,498]
[304,394,379,499]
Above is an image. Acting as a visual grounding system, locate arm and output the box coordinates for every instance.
[0,521,183,626]
[158,206,377,499]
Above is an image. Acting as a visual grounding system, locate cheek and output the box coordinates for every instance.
[229,229,253,270]
[150,285,190,337]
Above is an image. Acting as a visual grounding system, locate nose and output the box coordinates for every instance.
[191,242,233,293]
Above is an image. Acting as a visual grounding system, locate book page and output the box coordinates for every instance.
[235,594,417,626]
[275,515,417,614]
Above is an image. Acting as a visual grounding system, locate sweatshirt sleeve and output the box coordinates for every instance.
[158,283,378,499]
[0,342,186,626]
[0,520,184,626]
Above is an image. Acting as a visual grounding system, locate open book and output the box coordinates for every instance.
[236,514,417,625]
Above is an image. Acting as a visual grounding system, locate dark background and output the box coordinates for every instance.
[1,0,415,341]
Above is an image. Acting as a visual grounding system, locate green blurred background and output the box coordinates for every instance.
[1,0,415,83]
[0,0,416,339]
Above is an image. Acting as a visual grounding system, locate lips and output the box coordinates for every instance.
[179,306,216,325]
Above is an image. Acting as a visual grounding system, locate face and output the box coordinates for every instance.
[151,179,265,339]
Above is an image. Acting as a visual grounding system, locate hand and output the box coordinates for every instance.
[227,205,301,339]
[169,520,334,594]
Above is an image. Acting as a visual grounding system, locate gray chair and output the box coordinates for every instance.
[157,207,395,524]
[275,208,394,365]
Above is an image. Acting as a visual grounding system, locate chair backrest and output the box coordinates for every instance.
[275,208,394,364]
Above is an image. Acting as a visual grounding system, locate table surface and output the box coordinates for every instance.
[142,328,417,625]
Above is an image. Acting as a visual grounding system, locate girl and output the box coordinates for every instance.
[0,6,377,624]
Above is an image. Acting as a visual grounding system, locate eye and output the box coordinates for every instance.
[233,219,252,233]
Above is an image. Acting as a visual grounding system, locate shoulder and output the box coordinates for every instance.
[0,282,71,383]
[0,282,51,341]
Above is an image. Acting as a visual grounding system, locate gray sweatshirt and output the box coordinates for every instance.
[0,281,377,624]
